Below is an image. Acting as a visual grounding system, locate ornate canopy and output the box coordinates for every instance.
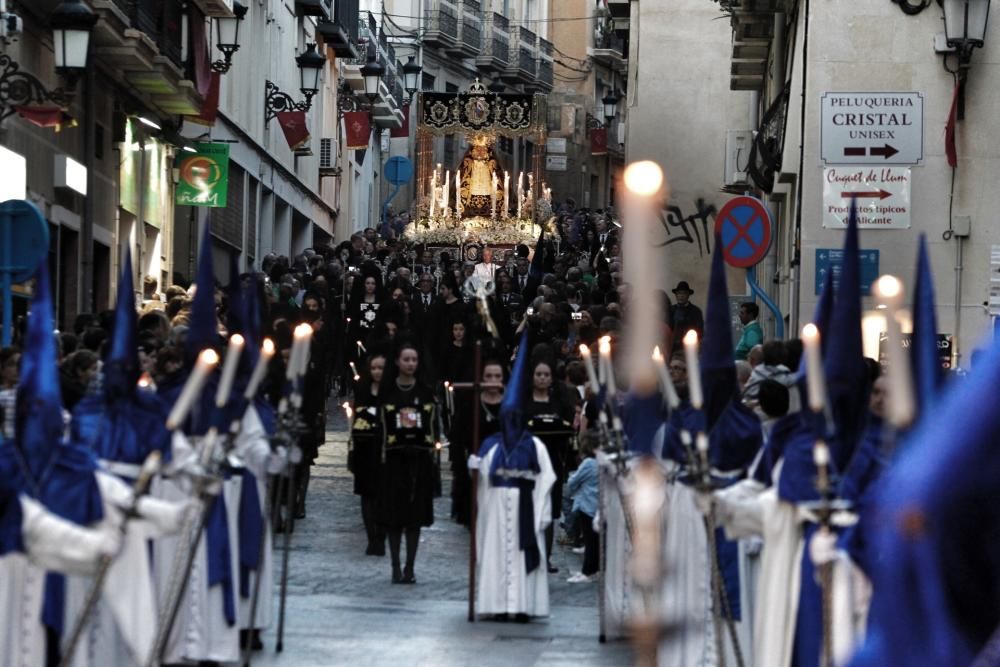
[416,79,546,137]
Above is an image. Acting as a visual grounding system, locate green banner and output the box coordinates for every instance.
[175,142,230,207]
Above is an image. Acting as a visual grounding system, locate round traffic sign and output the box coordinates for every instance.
[715,196,772,268]
[384,156,414,186]
[0,199,49,283]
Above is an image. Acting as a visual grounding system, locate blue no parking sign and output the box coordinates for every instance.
[714,196,772,269]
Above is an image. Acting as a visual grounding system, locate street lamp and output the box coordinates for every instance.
[296,43,326,105]
[211,0,248,74]
[602,91,619,124]
[360,51,384,104]
[402,55,422,102]
[942,0,991,54]
[49,0,98,80]
[940,0,991,120]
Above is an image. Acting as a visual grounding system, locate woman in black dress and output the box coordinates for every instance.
[525,359,575,573]
[378,342,440,583]
[347,263,383,385]
[350,352,387,555]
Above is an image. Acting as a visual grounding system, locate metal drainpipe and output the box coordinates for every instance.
[81,66,95,314]
[790,0,810,337]
[954,236,964,367]
[771,12,786,337]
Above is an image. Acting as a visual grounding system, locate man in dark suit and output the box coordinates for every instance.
[669,280,704,351]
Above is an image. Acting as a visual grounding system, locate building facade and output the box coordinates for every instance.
[623,0,1000,366]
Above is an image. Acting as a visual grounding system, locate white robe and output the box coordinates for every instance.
[59,472,185,667]
[598,451,632,639]
[474,437,555,617]
[712,464,869,667]
[0,497,113,667]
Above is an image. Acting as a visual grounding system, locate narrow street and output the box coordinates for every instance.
[254,408,632,666]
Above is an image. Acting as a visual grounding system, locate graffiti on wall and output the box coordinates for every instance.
[657,198,717,258]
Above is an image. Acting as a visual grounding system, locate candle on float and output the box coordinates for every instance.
[166,349,220,430]
[455,170,462,218]
[622,160,666,394]
[442,170,450,213]
[599,335,616,396]
[429,181,437,218]
[491,172,498,221]
[215,334,245,407]
[801,323,826,413]
[293,323,313,378]
[579,344,601,395]
[503,171,510,218]
[244,338,276,400]
[517,172,524,218]
[683,330,703,410]
[874,274,915,427]
[652,346,680,409]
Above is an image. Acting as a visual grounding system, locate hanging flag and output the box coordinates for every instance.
[190,71,221,127]
[277,110,310,150]
[390,103,410,138]
[15,106,76,131]
[591,127,608,155]
[344,111,371,149]
[945,81,959,169]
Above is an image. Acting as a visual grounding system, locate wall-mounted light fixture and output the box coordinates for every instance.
[264,43,327,126]
[211,0,248,74]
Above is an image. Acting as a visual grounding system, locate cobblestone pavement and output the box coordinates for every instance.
[251,407,633,666]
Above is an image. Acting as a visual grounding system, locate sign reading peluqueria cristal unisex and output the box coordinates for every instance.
[820,92,923,166]
[174,143,230,207]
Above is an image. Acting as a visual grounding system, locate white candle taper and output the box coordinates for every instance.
[503,171,510,219]
[623,160,666,394]
[455,170,462,218]
[491,172,498,221]
[215,334,245,407]
[244,338,275,400]
[166,349,219,430]
[517,171,524,219]
[599,335,616,396]
[874,274,915,427]
[683,330,703,410]
[801,323,826,413]
[293,323,313,378]
[343,401,353,437]
[652,346,680,409]
[579,344,601,395]
[443,170,450,213]
[357,339,367,356]
[349,362,360,381]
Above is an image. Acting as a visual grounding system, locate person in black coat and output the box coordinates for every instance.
[350,352,388,555]
[377,342,441,584]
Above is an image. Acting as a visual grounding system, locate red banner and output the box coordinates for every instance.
[190,71,220,126]
[344,111,371,149]
[390,104,410,138]
[277,110,310,150]
[15,106,75,131]
[591,127,608,155]
[945,81,959,169]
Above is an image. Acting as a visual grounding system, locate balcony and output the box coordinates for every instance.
[446,0,482,58]
[606,0,630,19]
[475,12,510,72]
[728,0,779,90]
[92,0,202,115]
[588,31,627,72]
[424,0,459,51]
[535,37,554,92]
[189,0,234,17]
[501,25,536,85]
[318,21,359,59]
[342,15,404,129]
[295,0,332,20]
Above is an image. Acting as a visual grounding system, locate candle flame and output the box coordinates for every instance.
[579,343,590,356]
[802,323,819,339]
[875,274,902,299]
[294,323,314,338]
[683,330,698,347]
[262,338,275,355]
[200,349,220,366]
[138,373,152,388]
[598,336,612,355]
[623,160,664,197]
[813,441,830,467]
[652,346,663,362]
[230,333,245,346]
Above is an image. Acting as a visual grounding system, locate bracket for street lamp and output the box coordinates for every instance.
[0,54,75,122]
[264,80,315,126]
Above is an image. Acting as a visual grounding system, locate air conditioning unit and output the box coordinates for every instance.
[319,137,341,176]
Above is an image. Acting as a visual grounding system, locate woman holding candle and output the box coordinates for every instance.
[377,343,441,583]
[350,352,388,556]
[524,357,575,573]
[347,263,384,388]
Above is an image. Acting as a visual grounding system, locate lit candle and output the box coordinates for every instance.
[357,339,367,356]
[343,401,353,437]
[349,361,360,381]
[696,431,709,456]
[444,381,455,413]
[599,335,616,396]
[517,172,524,219]
[293,323,313,378]
[801,323,826,413]
[874,274,915,427]
[166,349,220,430]
[215,333,245,407]
[622,160,666,395]
[503,171,510,219]
[443,170,450,213]
[138,372,152,389]
[455,170,462,219]
[652,346,680,409]
[683,330,703,409]
[429,170,437,218]
[491,172,498,221]
[244,338,276,400]
[579,344,600,395]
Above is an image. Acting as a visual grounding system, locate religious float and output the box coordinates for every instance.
[405,79,554,262]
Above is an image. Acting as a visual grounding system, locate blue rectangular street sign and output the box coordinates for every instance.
[815,248,880,295]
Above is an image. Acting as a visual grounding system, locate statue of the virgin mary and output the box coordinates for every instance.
[459,133,504,218]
